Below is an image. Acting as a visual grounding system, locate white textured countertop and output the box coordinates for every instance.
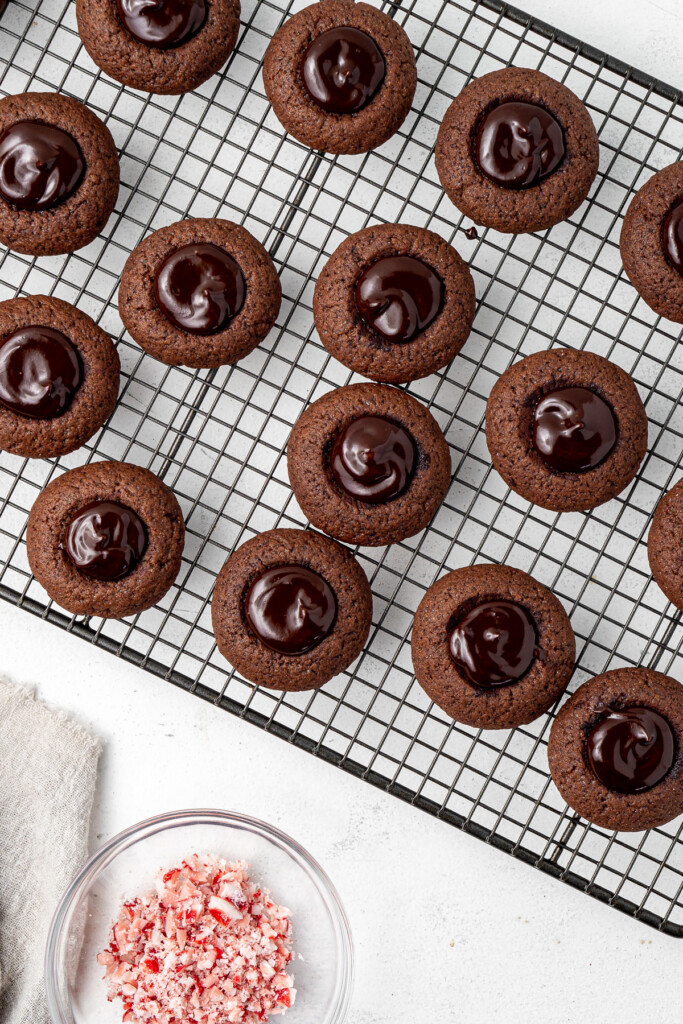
[4,1,683,1021]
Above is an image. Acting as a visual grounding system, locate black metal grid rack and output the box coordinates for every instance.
[3,0,683,936]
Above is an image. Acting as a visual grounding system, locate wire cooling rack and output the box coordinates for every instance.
[3,0,683,936]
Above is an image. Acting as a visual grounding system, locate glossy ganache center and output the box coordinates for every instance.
[116,0,207,49]
[662,200,683,277]
[330,414,416,504]
[0,326,82,419]
[62,500,148,582]
[354,255,444,344]
[301,26,385,115]
[532,386,617,473]
[586,707,675,794]
[154,243,246,335]
[449,600,539,689]
[245,565,337,655]
[476,100,565,190]
[0,121,85,211]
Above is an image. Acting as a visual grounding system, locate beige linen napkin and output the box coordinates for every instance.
[0,678,101,1024]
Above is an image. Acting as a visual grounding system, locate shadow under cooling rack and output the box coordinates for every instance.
[2,0,683,935]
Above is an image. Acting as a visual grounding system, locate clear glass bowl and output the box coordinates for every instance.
[45,809,353,1024]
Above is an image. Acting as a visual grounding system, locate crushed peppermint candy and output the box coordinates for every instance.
[97,854,295,1024]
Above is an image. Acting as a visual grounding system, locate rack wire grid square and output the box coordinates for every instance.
[3,0,683,937]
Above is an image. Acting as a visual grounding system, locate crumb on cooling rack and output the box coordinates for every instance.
[97,854,295,1024]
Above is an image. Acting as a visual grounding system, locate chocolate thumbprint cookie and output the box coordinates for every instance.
[287,382,451,546]
[119,218,281,367]
[485,348,648,512]
[76,0,240,95]
[548,668,683,831]
[263,0,416,154]
[648,478,683,611]
[314,223,476,383]
[621,161,683,323]
[435,68,599,234]
[0,295,119,458]
[0,92,119,256]
[27,461,185,619]
[211,528,373,691]
[412,563,575,729]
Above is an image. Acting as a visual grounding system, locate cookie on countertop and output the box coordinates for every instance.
[0,295,119,459]
[548,668,683,832]
[76,0,240,95]
[412,563,575,730]
[620,161,683,323]
[211,527,373,691]
[0,92,119,256]
[118,218,281,368]
[435,67,599,234]
[263,0,416,155]
[485,348,648,512]
[313,223,476,384]
[287,382,451,547]
[27,461,185,619]
[648,477,683,610]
